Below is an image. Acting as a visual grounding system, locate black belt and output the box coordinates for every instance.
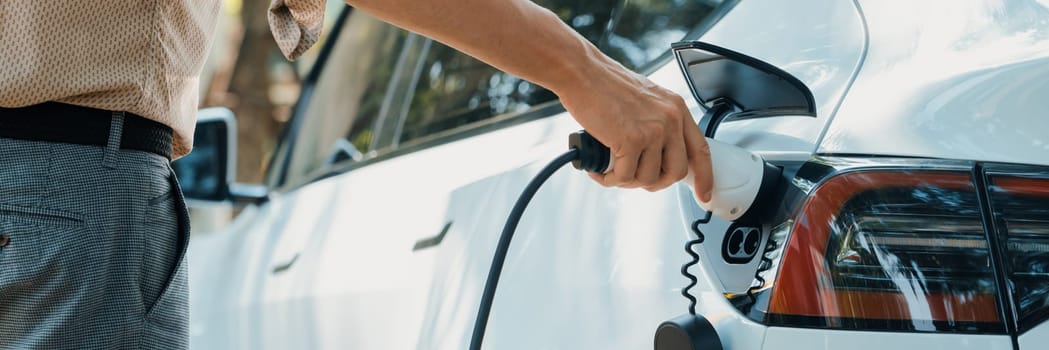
[0,102,173,159]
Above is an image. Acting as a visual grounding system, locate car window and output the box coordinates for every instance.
[282,10,411,186]
[392,0,727,147]
[603,0,726,71]
[391,41,557,147]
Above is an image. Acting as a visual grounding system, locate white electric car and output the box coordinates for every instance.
[177,0,1049,349]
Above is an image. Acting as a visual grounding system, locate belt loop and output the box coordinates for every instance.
[103,111,125,169]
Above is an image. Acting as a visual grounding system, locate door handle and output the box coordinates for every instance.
[413,222,452,251]
[272,253,300,274]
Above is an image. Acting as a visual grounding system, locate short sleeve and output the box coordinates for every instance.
[268,0,326,60]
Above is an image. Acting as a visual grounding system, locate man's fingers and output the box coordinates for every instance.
[588,172,613,187]
[604,148,640,186]
[648,136,688,191]
[632,148,662,189]
[683,120,713,202]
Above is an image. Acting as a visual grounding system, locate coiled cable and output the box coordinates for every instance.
[682,211,711,315]
[746,234,777,304]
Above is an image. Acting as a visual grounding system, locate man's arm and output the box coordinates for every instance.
[345,0,713,199]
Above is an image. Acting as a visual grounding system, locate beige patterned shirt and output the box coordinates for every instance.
[0,0,325,158]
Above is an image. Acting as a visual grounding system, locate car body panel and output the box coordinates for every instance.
[1020,321,1049,348]
[763,327,1013,350]
[819,0,1049,166]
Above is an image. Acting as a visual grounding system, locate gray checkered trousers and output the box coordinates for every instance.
[0,113,190,349]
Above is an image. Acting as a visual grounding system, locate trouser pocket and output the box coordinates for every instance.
[0,205,88,348]
[140,165,192,349]
[0,205,84,289]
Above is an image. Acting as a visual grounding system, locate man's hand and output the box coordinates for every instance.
[556,58,713,201]
[343,0,714,201]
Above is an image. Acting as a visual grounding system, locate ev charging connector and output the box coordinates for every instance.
[568,130,780,224]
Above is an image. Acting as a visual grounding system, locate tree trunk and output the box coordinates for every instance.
[226,0,297,184]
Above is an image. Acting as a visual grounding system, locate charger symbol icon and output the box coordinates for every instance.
[722,224,761,264]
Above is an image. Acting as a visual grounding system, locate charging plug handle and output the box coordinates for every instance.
[568,131,613,173]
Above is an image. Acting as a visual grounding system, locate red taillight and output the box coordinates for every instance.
[988,174,1049,331]
[766,170,1003,331]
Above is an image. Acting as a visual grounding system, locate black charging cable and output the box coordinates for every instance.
[682,212,711,315]
[469,131,610,350]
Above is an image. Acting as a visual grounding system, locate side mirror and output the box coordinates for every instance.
[672,41,817,137]
[173,107,268,205]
